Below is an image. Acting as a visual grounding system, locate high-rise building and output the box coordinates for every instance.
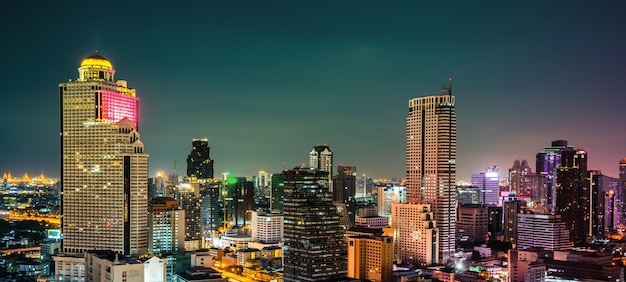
[593,172,623,232]
[334,165,357,223]
[503,197,526,247]
[509,160,534,198]
[517,211,573,251]
[270,172,284,211]
[347,234,394,282]
[377,185,406,217]
[471,166,500,206]
[186,139,214,181]
[224,177,254,228]
[174,183,202,251]
[283,167,347,282]
[391,202,438,265]
[536,140,571,211]
[406,85,456,262]
[250,211,283,244]
[148,197,185,254]
[201,179,221,232]
[59,52,148,255]
[309,144,333,191]
[456,204,489,243]
[556,148,592,245]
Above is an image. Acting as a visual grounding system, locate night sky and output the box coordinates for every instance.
[1,1,625,181]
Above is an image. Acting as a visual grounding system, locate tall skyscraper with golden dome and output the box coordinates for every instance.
[405,85,456,263]
[59,52,148,255]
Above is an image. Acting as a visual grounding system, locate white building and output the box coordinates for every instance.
[391,202,438,265]
[59,52,148,255]
[250,211,283,244]
[406,88,456,262]
[471,166,500,206]
[377,185,406,217]
[310,144,333,191]
[517,212,573,251]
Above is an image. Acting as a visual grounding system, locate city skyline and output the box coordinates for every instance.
[2,1,626,181]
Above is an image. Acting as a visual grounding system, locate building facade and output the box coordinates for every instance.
[347,235,394,282]
[148,197,185,254]
[391,202,438,265]
[406,86,456,262]
[517,211,573,251]
[59,52,148,255]
[283,168,347,281]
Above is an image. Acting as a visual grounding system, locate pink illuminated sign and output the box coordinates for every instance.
[100,91,138,128]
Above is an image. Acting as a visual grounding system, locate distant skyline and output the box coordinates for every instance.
[1,1,625,181]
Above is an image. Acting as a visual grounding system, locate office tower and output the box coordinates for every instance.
[509,159,534,198]
[456,204,489,243]
[406,86,456,262]
[250,211,283,244]
[347,235,394,282]
[487,205,503,239]
[59,52,148,255]
[391,202,438,265]
[283,167,347,282]
[201,179,221,232]
[621,159,626,186]
[186,139,214,181]
[334,165,357,223]
[471,166,500,206]
[309,144,333,191]
[257,171,269,189]
[174,183,202,250]
[556,148,592,245]
[517,211,573,251]
[593,173,623,232]
[536,140,571,210]
[224,177,254,227]
[148,197,185,254]
[270,172,284,211]
[377,185,406,217]
[503,198,526,247]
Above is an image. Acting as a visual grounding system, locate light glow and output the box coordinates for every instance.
[101,90,138,128]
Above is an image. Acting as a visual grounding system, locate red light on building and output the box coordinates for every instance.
[100,90,138,128]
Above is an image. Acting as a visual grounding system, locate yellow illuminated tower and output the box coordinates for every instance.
[405,83,456,263]
[59,52,148,255]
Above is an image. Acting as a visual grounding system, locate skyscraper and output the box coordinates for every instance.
[334,165,357,223]
[186,139,214,180]
[59,52,148,255]
[536,140,571,211]
[406,85,456,262]
[309,144,333,191]
[471,166,500,206]
[283,167,347,281]
[556,148,592,245]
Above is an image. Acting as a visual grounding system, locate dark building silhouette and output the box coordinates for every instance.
[556,148,593,245]
[270,173,284,211]
[187,139,214,179]
[224,177,254,227]
[334,165,357,224]
[283,167,347,282]
[201,180,222,232]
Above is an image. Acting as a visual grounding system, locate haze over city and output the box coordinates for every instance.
[1,1,625,181]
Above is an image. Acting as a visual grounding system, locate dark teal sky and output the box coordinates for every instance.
[1,1,625,181]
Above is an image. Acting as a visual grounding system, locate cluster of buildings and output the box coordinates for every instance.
[3,52,623,282]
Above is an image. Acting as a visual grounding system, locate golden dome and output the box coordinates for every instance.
[80,52,113,69]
